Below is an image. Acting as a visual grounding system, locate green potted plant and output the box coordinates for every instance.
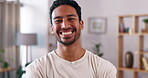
[16,62,31,78]
[0,49,9,68]
[0,49,4,64]
[143,18,148,23]
[93,43,103,57]
[143,18,148,29]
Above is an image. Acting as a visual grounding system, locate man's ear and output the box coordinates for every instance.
[80,20,84,30]
[50,25,54,35]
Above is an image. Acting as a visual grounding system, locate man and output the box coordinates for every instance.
[26,0,117,78]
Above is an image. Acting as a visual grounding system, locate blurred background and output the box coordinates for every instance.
[0,0,148,78]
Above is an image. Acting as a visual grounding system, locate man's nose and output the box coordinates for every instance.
[61,19,70,28]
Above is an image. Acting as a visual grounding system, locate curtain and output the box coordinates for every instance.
[0,1,20,78]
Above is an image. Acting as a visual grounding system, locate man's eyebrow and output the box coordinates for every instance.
[53,16,62,20]
[67,14,77,17]
[53,14,77,20]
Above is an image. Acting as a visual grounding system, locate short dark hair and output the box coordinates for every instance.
[50,0,82,25]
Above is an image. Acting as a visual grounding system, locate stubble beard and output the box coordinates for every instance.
[55,30,81,45]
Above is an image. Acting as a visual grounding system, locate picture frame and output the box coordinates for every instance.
[88,17,106,34]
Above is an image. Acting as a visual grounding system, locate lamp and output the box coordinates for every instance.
[17,33,37,63]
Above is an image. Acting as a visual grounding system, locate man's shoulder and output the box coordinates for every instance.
[26,51,55,70]
[86,50,117,77]
[86,50,115,67]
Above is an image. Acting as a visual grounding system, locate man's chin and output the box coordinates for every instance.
[59,40,75,45]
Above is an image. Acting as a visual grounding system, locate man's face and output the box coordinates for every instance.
[51,5,84,45]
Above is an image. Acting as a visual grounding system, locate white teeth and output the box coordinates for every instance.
[62,32,72,35]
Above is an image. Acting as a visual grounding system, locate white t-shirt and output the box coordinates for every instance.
[26,50,117,78]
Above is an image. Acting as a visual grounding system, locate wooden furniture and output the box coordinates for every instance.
[0,67,15,78]
[117,14,148,78]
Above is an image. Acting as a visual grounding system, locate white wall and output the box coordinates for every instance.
[20,0,148,77]
[77,0,148,77]
[20,0,49,63]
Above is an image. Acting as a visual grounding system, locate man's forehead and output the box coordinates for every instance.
[52,5,77,15]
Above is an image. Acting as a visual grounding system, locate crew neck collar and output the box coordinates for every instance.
[52,50,88,66]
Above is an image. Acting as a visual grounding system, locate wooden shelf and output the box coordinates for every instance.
[0,67,15,72]
[119,15,133,18]
[118,14,148,17]
[135,14,148,17]
[138,69,148,73]
[118,67,148,73]
[138,51,148,54]
[118,33,148,36]
[118,67,138,71]
[117,14,148,78]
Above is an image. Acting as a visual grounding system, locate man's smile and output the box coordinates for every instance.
[59,28,76,35]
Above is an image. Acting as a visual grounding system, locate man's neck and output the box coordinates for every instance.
[56,40,85,62]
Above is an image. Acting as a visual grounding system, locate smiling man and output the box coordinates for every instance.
[52,5,82,46]
[26,0,117,78]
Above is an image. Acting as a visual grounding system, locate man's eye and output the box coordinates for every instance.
[54,20,62,23]
[68,18,75,21]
